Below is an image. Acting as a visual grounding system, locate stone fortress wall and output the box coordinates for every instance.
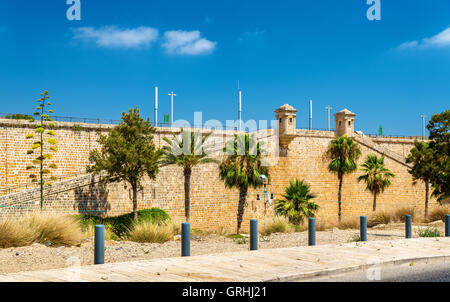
[0,106,440,232]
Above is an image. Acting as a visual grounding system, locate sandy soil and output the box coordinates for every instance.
[0,222,445,274]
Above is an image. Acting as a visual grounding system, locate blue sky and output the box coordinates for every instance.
[0,0,449,135]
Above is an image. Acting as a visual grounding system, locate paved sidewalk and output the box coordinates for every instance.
[0,237,448,282]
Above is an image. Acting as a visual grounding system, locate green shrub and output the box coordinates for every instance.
[417,227,441,237]
[291,224,307,232]
[82,223,120,241]
[228,234,245,239]
[349,234,361,242]
[72,124,83,132]
[75,208,170,238]
[4,113,34,121]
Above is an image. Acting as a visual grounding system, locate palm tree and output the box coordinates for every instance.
[357,155,395,212]
[325,135,361,222]
[406,141,435,219]
[219,134,269,234]
[275,179,318,225]
[160,130,219,222]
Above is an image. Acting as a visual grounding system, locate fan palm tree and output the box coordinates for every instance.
[219,134,269,234]
[406,141,434,219]
[325,135,361,222]
[357,155,395,212]
[275,179,318,225]
[160,130,219,222]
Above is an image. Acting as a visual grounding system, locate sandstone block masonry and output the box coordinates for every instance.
[0,106,440,232]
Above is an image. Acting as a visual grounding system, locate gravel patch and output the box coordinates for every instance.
[0,222,445,274]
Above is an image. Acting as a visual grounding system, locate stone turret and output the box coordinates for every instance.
[275,104,297,136]
[334,108,355,137]
[275,104,297,152]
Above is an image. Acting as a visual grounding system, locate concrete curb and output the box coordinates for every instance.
[263,255,450,282]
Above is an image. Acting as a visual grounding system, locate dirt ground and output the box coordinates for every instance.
[0,222,445,274]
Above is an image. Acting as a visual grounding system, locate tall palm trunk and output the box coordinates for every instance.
[424,181,429,220]
[184,168,192,222]
[236,189,248,234]
[132,183,138,220]
[373,192,377,212]
[338,175,343,223]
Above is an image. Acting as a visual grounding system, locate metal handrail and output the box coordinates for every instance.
[362,133,426,139]
[0,171,89,195]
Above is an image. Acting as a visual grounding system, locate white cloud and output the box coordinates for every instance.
[398,27,450,50]
[397,40,419,50]
[72,26,159,48]
[238,29,266,42]
[162,30,216,55]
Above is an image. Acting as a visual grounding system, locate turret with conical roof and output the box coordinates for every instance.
[334,108,355,137]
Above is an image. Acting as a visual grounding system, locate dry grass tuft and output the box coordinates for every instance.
[315,221,329,231]
[209,226,229,236]
[82,223,120,241]
[261,216,293,235]
[27,214,83,246]
[392,207,418,222]
[170,218,183,235]
[127,221,177,243]
[0,214,83,248]
[337,217,360,230]
[0,219,37,248]
[368,212,392,227]
[427,206,450,223]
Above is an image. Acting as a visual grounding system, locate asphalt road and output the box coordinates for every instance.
[302,261,450,282]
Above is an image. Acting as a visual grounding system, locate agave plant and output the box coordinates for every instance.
[25,90,58,209]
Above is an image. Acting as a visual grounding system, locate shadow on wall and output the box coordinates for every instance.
[74,176,110,216]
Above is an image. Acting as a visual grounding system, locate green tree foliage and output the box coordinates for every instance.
[25,90,57,209]
[275,179,318,225]
[357,155,395,212]
[406,142,435,218]
[5,113,33,120]
[426,110,449,203]
[159,130,219,222]
[87,108,161,220]
[219,134,269,234]
[325,135,361,222]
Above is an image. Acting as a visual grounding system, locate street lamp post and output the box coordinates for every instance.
[257,174,273,230]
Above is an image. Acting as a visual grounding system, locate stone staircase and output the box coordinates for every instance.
[353,132,411,168]
[0,173,96,211]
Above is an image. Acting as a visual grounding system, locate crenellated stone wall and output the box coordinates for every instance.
[0,110,441,232]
